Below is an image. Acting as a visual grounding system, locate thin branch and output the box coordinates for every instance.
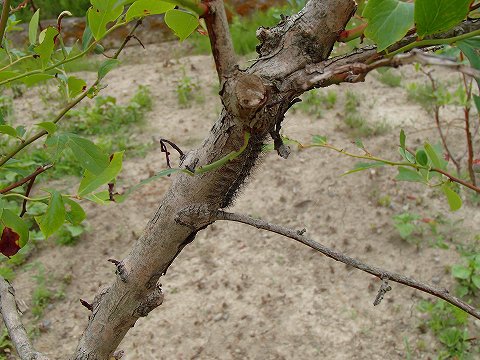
[215,211,480,320]
[422,69,461,174]
[0,0,12,45]
[0,276,49,360]
[431,167,480,193]
[202,0,237,82]
[0,164,52,194]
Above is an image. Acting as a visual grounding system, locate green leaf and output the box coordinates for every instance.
[0,71,20,82]
[398,147,415,163]
[36,191,65,238]
[451,264,471,280]
[473,94,480,114]
[164,9,199,41]
[78,151,124,197]
[441,183,462,211]
[363,0,414,51]
[84,191,111,205]
[1,209,29,247]
[472,274,480,289]
[400,129,406,150]
[67,135,109,175]
[424,142,442,169]
[21,73,55,86]
[0,125,18,138]
[312,135,327,145]
[87,0,124,41]
[125,0,175,21]
[396,167,424,182]
[415,0,470,37]
[29,9,40,45]
[354,138,364,149]
[36,122,58,135]
[457,39,480,88]
[34,27,59,69]
[82,24,93,51]
[67,76,87,98]
[415,149,428,166]
[343,161,385,175]
[98,59,120,80]
[63,198,86,225]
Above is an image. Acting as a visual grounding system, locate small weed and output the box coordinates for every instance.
[451,253,480,297]
[377,195,391,208]
[297,89,337,118]
[0,329,12,359]
[392,212,451,248]
[176,70,203,108]
[418,300,477,359]
[375,68,402,87]
[341,91,390,137]
[55,224,86,246]
[0,95,13,124]
[29,264,65,319]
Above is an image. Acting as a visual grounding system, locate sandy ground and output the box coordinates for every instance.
[7,42,480,359]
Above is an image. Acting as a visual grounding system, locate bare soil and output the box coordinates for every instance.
[9,42,480,359]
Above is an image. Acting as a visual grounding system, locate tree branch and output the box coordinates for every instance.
[0,0,11,45]
[0,164,52,195]
[202,0,236,82]
[0,277,49,360]
[215,211,480,320]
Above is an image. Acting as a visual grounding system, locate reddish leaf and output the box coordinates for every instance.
[0,227,21,258]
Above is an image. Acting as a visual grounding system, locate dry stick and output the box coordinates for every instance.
[0,276,49,360]
[0,164,52,194]
[215,211,480,320]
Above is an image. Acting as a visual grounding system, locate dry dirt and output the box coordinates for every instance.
[8,42,480,359]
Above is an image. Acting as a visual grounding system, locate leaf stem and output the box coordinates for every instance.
[388,28,480,57]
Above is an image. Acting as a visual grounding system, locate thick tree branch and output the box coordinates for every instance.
[0,277,49,360]
[74,1,357,357]
[215,211,480,320]
[202,0,236,82]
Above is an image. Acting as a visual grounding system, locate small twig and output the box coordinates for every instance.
[159,139,185,168]
[0,276,49,360]
[0,164,52,194]
[215,211,480,320]
[19,176,36,217]
[9,0,29,14]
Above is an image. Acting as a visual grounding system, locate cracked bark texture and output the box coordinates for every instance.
[73,0,355,358]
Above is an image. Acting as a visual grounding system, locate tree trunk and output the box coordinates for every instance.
[74,0,355,358]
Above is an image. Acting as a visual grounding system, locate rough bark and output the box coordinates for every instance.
[73,0,356,358]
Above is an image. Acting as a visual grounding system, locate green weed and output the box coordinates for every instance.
[451,252,480,297]
[0,329,12,359]
[29,264,64,319]
[392,212,453,248]
[340,91,389,137]
[297,89,337,118]
[375,68,402,87]
[418,300,477,359]
[0,95,13,124]
[176,70,203,108]
[55,224,86,246]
